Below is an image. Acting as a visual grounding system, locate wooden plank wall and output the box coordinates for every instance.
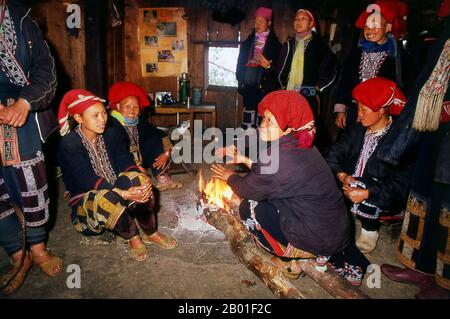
[28,0,317,128]
[31,0,86,109]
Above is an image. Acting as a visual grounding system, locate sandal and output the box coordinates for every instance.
[31,248,63,278]
[1,251,33,295]
[270,256,302,280]
[142,231,178,249]
[128,236,150,262]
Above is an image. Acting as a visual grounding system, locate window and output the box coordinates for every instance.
[207,46,239,88]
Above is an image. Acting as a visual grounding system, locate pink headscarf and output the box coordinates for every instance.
[255,7,272,21]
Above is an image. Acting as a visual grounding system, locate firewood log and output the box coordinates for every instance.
[201,198,369,299]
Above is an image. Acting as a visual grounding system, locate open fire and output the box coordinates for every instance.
[198,169,236,212]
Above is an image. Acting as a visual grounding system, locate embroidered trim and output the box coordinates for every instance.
[353,120,392,177]
[0,7,30,86]
[76,126,117,184]
[124,126,143,166]
[0,207,15,220]
[359,51,389,82]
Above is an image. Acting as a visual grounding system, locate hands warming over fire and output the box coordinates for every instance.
[153,149,171,170]
[211,164,234,182]
[215,145,252,168]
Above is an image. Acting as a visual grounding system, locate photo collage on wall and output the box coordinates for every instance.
[140,8,188,77]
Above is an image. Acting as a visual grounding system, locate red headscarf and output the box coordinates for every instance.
[296,9,317,32]
[352,77,406,115]
[355,0,408,39]
[258,90,315,149]
[58,89,105,136]
[108,82,150,110]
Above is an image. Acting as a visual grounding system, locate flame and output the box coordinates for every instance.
[198,169,205,193]
[202,177,233,210]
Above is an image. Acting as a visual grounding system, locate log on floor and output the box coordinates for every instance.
[203,206,306,299]
[203,201,369,299]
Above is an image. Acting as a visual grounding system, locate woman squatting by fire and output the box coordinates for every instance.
[211,90,370,286]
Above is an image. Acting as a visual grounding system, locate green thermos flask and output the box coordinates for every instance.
[179,72,190,104]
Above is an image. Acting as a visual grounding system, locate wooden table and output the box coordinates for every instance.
[150,103,217,136]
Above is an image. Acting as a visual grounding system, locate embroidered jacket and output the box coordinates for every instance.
[326,123,414,213]
[3,1,58,142]
[236,29,282,95]
[57,125,140,199]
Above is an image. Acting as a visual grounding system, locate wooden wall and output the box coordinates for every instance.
[29,0,318,128]
[31,0,86,109]
[123,0,301,130]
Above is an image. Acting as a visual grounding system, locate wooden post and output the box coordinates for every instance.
[85,0,108,96]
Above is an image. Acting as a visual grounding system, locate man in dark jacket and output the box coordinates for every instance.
[236,7,281,129]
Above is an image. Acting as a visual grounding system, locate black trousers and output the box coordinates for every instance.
[113,202,157,240]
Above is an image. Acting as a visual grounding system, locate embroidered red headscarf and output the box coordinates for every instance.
[108,82,150,110]
[58,89,105,136]
[258,90,315,149]
[352,77,406,115]
[355,0,408,39]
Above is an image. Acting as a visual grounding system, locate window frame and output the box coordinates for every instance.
[204,41,240,92]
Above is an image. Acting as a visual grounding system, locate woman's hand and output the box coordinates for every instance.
[258,54,272,69]
[211,164,234,182]
[335,112,347,129]
[0,99,30,127]
[215,145,251,166]
[153,149,170,170]
[124,184,153,203]
[343,186,369,204]
[116,175,153,203]
[337,172,356,187]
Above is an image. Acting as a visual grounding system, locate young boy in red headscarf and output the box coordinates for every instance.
[108,82,182,191]
[327,77,414,254]
[212,90,370,286]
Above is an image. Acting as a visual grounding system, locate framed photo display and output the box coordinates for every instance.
[140,8,188,77]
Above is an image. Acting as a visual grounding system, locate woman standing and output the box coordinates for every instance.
[236,7,281,129]
[276,9,337,149]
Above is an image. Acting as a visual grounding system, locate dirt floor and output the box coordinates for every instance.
[1,164,420,299]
